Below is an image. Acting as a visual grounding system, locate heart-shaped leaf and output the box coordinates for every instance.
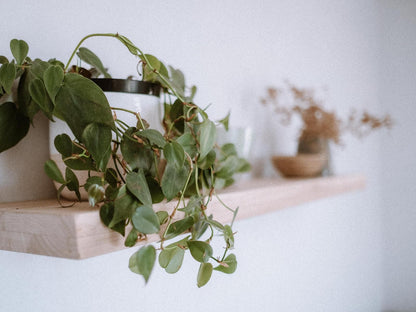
[161,162,189,201]
[0,56,8,64]
[159,246,185,274]
[165,216,194,240]
[132,205,160,234]
[77,47,111,78]
[121,128,154,173]
[214,254,237,274]
[81,123,112,171]
[197,262,213,288]
[164,141,185,169]
[0,102,30,152]
[199,119,217,159]
[29,78,54,119]
[187,241,213,263]
[54,73,115,141]
[137,129,166,148]
[10,39,29,65]
[176,133,197,158]
[129,245,156,283]
[44,159,65,184]
[43,65,64,102]
[54,133,73,157]
[110,186,138,228]
[156,211,169,225]
[0,63,16,94]
[65,167,81,201]
[126,170,152,206]
[125,228,139,247]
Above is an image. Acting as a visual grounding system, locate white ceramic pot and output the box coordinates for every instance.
[49,79,161,200]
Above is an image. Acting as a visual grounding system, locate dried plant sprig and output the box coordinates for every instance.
[260,81,392,145]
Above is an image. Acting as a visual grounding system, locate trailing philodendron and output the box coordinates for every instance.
[0,33,250,286]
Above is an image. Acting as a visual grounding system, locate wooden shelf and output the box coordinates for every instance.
[0,174,365,259]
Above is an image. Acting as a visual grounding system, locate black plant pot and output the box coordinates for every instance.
[91,78,161,96]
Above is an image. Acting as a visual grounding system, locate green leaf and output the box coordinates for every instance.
[197,149,216,170]
[161,162,189,201]
[187,241,213,263]
[129,245,156,283]
[17,68,41,120]
[110,185,138,227]
[203,219,225,231]
[236,158,251,173]
[176,133,198,158]
[105,184,119,201]
[169,99,184,132]
[216,155,240,179]
[84,176,103,191]
[197,262,213,288]
[156,211,169,225]
[99,202,125,236]
[168,65,185,94]
[117,35,139,56]
[29,78,54,119]
[140,54,161,82]
[104,168,118,188]
[137,129,166,148]
[81,123,112,171]
[87,184,105,206]
[223,225,234,248]
[48,58,65,68]
[132,205,160,234]
[189,85,197,101]
[10,39,29,65]
[159,246,185,274]
[43,65,64,102]
[165,216,194,240]
[164,141,185,169]
[199,120,217,159]
[166,236,190,249]
[214,254,237,274]
[77,47,111,78]
[54,73,115,141]
[44,159,65,184]
[54,134,73,157]
[31,60,51,79]
[220,143,237,159]
[178,196,203,216]
[0,63,16,94]
[65,167,80,201]
[126,170,152,206]
[218,112,230,131]
[0,102,30,152]
[0,56,8,64]
[147,176,164,204]
[125,228,139,247]
[121,128,154,172]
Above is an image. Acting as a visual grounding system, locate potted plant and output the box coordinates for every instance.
[260,81,392,176]
[0,33,250,287]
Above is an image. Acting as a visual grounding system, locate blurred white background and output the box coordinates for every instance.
[0,1,414,311]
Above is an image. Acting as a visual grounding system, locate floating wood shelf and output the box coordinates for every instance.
[0,174,365,259]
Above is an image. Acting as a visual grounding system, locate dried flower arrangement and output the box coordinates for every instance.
[260,81,393,151]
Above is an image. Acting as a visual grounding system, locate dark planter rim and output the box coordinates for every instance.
[91,78,161,97]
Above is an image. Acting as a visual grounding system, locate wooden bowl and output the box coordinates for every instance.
[271,153,327,177]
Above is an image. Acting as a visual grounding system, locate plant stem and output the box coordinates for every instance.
[160,155,194,248]
[65,33,117,71]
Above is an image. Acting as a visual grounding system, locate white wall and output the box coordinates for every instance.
[379,1,416,311]
[0,1,387,311]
